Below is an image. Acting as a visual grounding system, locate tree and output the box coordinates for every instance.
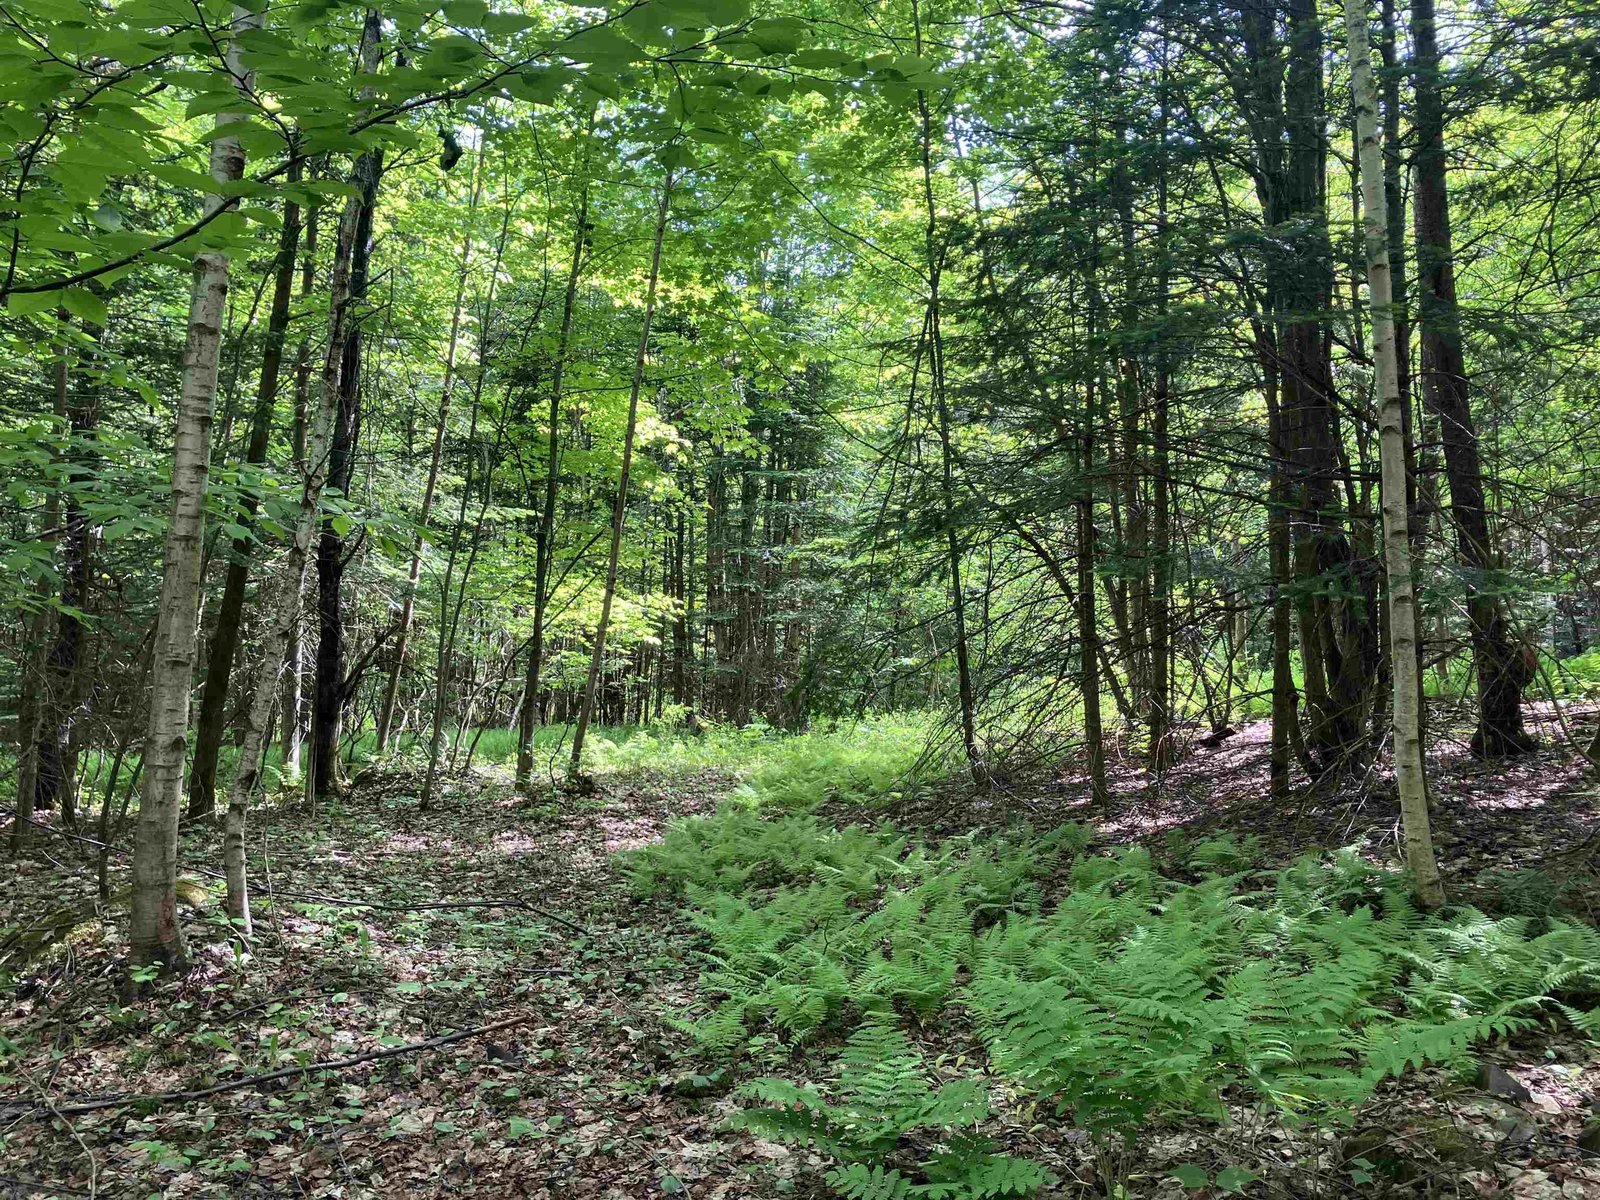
[1347,0,1445,908]
[373,143,485,754]
[570,165,675,778]
[221,168,369,933]
[310,7,385,802]
[515,106,596,792]
[187,154,306,819]
[128,3,261,971]
[1411,0,1534,758]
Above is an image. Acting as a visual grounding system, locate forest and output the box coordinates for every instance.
[3,0,1600,1194]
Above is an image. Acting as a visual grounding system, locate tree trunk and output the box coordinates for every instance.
[1264,359,1298,800]
[128,3,260,971]
[1147,48,1174,773]
[188,156,305,818]
[516,109,595,791]
[419,190,518,809]
[281,198,320,779]
[39,307,101,824]
[311,9,384,802]
[1348,0,1445,907]
[1077,429,1109,810]
[570,169,673,776]
[913,0,984,788]
[1282,0,1376,777]
[222,164,367,935]
[10,346,63,852]
[1411,0,1533,758]
[28,320,75,823]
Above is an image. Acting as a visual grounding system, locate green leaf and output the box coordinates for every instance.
[581,74,621,100]
[659,142,699,171]
[442,0,488,24]
[792,48,849,69]
[484,11,536,36]
[63,288,107,327]
[562,25,637,65]
[1170,1165,1210,1189]
[6,290,62,318]
[1216,1167,1260,1193]
[506,64,577,104]
[743,16,805,53]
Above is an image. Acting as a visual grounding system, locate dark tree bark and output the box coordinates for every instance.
[914,0,985,788]
[10,336,68,851]
[281,196,320,780]
[188,157,305,818]
[312,47,384,801]
[36,307,102,822]
[1147,39,1174,773]
[1411,0,1533,757]
[515,111,594,791]
[1232,0,1378,778]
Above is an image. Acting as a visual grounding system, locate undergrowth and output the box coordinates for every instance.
[726,713,934,808]
[623,751,1600,1198]
[480,711,933,788]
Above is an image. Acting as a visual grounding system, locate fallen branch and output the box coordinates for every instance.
[0,1175,94,1197]
[3,1014,531,1119]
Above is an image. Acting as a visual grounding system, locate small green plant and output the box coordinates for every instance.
[1479,866,1583,918]
[1183,832,1263,875]
[732,1021,1051,1199]
[649,822,1085,1054]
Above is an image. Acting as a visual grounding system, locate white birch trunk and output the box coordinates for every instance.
[128,5,261,969]
[1345,0,1446,909]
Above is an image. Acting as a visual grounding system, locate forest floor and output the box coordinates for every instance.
[4,707,1600,1199]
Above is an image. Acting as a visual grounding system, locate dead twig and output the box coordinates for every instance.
[2,1014,532,1119]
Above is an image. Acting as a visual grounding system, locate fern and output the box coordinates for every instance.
[827,1163,912,1200]
[734,1022,1051,1200]
[641,787,1600,1190]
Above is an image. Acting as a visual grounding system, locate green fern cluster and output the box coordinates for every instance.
[732,1021,1052,1199]
[1174,831,1265,876]
[628,808,910,898]
[969,851,1600,1137]
[636,790,1600,1197]
[731,714,934,810]
[661,824,1087,1053]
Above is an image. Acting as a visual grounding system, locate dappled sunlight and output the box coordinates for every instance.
[4,0,1597,1193]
